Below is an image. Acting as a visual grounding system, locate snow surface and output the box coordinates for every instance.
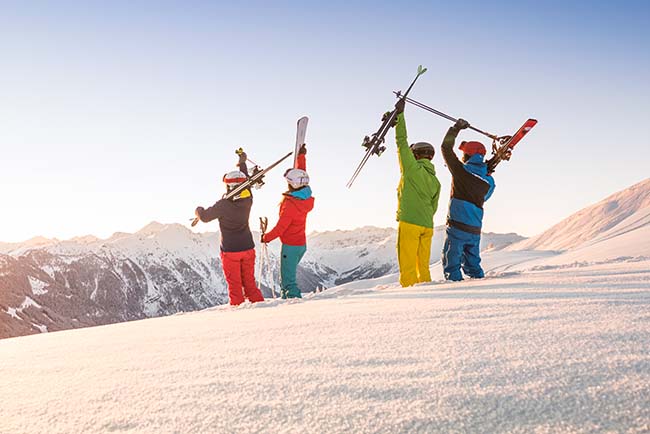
[4,297,42,323]
[1,252,649,433]
[28,276,48,295]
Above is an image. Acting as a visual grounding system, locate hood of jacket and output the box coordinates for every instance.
[463,154,488,177]
[417,158,437,177]
[283,186,315,212]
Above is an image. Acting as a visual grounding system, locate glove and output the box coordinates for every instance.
[236,148,247,164]
[452,119,470,131]
[394,97,406,115]
[298,144,307,155]
[486,157,497,175]
[260,233,266,243]
[195,206,205,219]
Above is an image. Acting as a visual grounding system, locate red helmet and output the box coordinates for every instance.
[459,141,486,156]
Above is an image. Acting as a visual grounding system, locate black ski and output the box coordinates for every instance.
[346,65,427,188]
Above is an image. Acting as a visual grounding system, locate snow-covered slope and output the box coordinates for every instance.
[1,253,648,433]
[509,178,650,252]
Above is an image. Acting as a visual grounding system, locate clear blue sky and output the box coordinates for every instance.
[1,0,648,241]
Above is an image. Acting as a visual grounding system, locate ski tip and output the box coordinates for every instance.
[417,65,428,75]
[298,116,309,123]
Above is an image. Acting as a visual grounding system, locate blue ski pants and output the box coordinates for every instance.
[281,244,307,299]
[442,226,484,281]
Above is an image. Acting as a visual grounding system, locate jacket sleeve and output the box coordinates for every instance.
[262,201,293,243]
[432,178,441,217]
[485,176,496,201]
[396,113,417,174]
[239,159,249,177]
[200,199,225,223]
[440,127,465,177]
[296,153,306,171]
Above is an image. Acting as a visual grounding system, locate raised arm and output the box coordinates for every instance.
[441,119,470,176]
[296,144,307,170]
[236,148,249,176]
[396,112,417,174]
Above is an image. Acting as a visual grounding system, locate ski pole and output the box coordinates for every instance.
[259,217,275,299]
[393,92,499,141]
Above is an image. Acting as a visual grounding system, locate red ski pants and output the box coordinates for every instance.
[220,249,264,306]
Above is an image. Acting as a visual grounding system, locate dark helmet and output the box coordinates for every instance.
[410,142,435,159]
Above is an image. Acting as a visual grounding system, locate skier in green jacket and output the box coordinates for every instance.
[394,98,441,287]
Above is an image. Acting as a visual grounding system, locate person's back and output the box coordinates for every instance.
[394,100,441,287]
[195,150,264,305]
[440,120,495,281]
[202,195,254,253]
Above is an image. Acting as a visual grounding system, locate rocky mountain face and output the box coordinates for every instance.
[1,224,522,339]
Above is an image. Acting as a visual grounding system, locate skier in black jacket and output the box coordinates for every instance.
[195,150,264,305]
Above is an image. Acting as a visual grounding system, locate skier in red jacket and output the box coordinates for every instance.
[194,149,265,306]
[261,144,315,298]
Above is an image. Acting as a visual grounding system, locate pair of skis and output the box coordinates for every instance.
[395,93,537,174]
[347,65,537,186]
[191,117,309,227]
[346,65,428,188]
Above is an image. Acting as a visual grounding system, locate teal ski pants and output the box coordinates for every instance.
[281,244,307,299]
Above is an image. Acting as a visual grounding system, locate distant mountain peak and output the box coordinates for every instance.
[136,221,168,235]
[510,177,650,251]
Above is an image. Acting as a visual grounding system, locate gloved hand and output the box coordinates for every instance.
[394,97,406,115]
[236,148,247,164]
[260,233,266,243]
[195,206,205,219]
[486,157,497,175]
[452,119,470,131]
[298,144,307,155]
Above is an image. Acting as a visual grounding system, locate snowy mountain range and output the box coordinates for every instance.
[2,177,648,340]
[0,222,521,339]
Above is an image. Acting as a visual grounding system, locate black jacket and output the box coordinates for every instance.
[198,161,255,252]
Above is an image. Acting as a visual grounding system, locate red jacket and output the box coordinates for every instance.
[262,154,314,246]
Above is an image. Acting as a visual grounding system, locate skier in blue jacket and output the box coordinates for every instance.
[440,119,496,281]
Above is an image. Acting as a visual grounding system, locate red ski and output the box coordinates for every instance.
[487,119,537,174]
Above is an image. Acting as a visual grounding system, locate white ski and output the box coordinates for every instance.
[294,116,309,168]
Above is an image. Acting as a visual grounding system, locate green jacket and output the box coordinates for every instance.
[395,113,441,229]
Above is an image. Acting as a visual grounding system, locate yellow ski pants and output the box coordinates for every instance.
[397,221,433,287]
